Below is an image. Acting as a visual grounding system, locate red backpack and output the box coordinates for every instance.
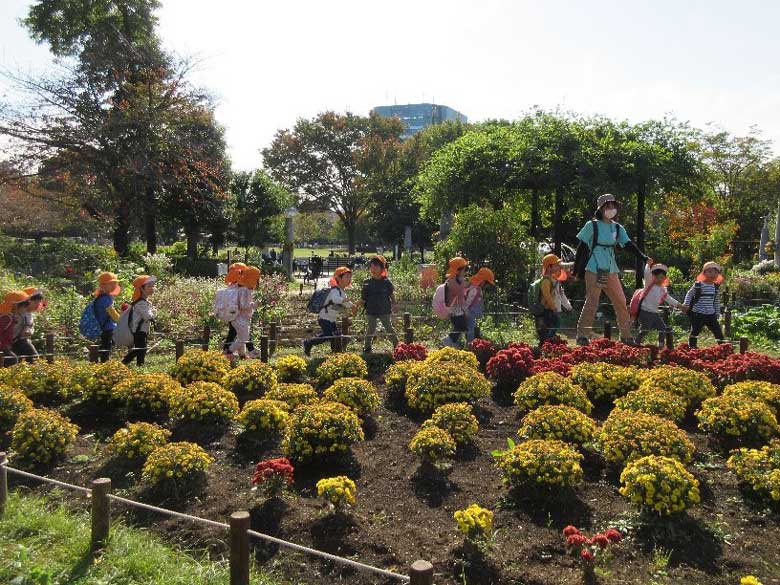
[629,285,667,319]
[0,314,15,350]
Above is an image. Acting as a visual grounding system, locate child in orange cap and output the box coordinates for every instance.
[303,267,354,356]
[464,267,494,342]
[222,263,255,355]
[358,255,398,353]
[441,256,469,347]
[13,286,45,361]
[0,290,31,366]
[230,266,261,358]
[121,275,157,366]
[536,254,572,345]
[683,261,725,348]
[634,259,686,347]
[94,272,122,362]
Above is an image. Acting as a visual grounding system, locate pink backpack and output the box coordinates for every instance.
[629,285,666,318]
[432,284,450,320]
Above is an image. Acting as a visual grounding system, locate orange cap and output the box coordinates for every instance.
[697,261,724,284]
[446,257,468,278]
[369,255,388,277]
[328,266,353,287]
[238,266,261,289]
[131,275,157,302]
[470,267,495,286]
[94,272,121,297]
[542,254,567,282]
[225,262,248,285]
[0,290,30,314]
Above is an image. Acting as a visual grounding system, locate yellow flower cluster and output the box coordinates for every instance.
[169,350,230,386]
[613,388,687,424]
[598,410,695,466]
[322,377,380,418]
[454,503,493,540]
[696,394,779,444]
[638,365,716,409]
[570,363,642,403]
[405,362,490,412]
[495,439,583,489]
[384,360,422,397]
[106,422,171,461]
[11,408,79,465]
[283,400,364,463]
[723,381,780,418]
[727,440,780,502]
[112,373,182,420]
[141,441,214,486]
[740,576,764,585]
[265,383,318,409]
[316,475,356,510]
[619,455,701,515]
[425,347,480,372]
[513,372,592,416]
[409,425,456,466]
[83,361,132,404]
[315,353,368,387]
[0,361,75,404]
[518,405,597,446]
[170,381,239,426]
[223,361,278,398]
[0,384,34,433]
[237,399,291,437]
[422,402,479,446]
[274,355,308,383]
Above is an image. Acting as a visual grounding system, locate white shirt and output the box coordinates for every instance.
[641,266,680,313]
[129,298,157,334]
[319,287,352,322]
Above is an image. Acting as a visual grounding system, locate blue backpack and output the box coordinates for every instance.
[306,286,334,314]
[79,298,105,340]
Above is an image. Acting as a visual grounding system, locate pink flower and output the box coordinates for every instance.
[562,525,580,537]
[604,528,622,543]
[592,533,609,549]
[581,549,594,562]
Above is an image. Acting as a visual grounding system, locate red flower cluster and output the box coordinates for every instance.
[252,457,294,496]
[469,338,498,370]
[486,345,535,391]
[392,343,428,362]
[659,342,734,367]
[563,525,621,568]
[531,357,572,377]
[698,352,780,385]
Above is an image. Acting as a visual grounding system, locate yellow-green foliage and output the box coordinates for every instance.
[598,410,695,466]
[409,425,456,466]
[613,388,687,423]
[316,476,356,510]
[222,361,278,397]
[518,405,597,446]
[384,360,422,397]
[495,439,583,490]
[423,402,479,446]
[454,504,493,540]
[283,400,364,462]
[170,381,239,426]
[570,363,642,403]
[322,377,380,417]
[424,347,480,371]
[696,394,779,444]
[141,441,214,487]
[169,350,230,386]
[274,355,308,383]
[237,399,290,437]
[106,422,171,462]
[0,361,76,403]
[265,383,318,410]
[405,361,490,412]
[0,385,34,432]
[112,373,182,419]
[619,455,701,515]
[727,440,780,502]
[83,361,132,403]
[11,408,79,465]
[722,381,780,417]
[638,365,716,408]
[316,353,368,386]
[513,372,592,415]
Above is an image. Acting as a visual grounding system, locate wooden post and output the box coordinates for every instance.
[404,326,414,344]
[603,321,612,340]
[0,452,7,519]
[650,345,659,362]
[260,336,269,363]
[739,337,749,354]
[88,344,99,363]
[299,283,304,296]
[665,329,675,350]
[45,332,55,364]
[229,511,250,585]
[410,560,434,585]
[341,316,351,352]
[90,478,111,552]
[403,312,411,330]
[201,325,210,351]
[269,321,278,356]
[175,340,185,361]
[724,308,732,339]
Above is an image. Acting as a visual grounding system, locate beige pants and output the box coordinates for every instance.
[576,271,631,340]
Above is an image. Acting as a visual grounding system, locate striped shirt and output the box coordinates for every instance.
[683,282,720,315]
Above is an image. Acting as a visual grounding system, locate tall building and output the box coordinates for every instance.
[372,103,467,139]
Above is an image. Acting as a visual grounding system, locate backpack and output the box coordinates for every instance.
[629,285,667,319]
[113,301,143,348]
[527,278,547,316]
[432,284,450,320]
[213,287,240,322]
[690,281,719,309]
[79,298,106,340]
[307,286,335,314]
[0,314,15,350]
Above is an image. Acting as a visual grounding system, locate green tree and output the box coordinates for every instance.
[228,170,291,254]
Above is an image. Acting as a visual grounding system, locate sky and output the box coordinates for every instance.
[2,0,780,170]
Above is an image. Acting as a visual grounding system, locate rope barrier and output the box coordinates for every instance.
[106,493,230,530]
[3,465,92,495]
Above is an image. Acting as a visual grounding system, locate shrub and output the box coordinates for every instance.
[274,355,308,383]
[722,381,780,417]
[619,455,701,515]
[406,361,491,412]
[598,410,695,466]
[265,383,318,410]
[83,361,133,404]
[696,394,779,445]
[170,381,239,426]
[469,338,498,371]
[283,401,364,463]
[322,377,380,418]
[316,353,368,386]
[106,422,171,462]
[141,441,214,490]
[11,408,79,465]
[148,276,221,339]
[384,360,422,398]
[237,399,290,438]
[0,385,34,433]
[513,372,592,415]
[223,361,278,398]
[727,440,780,502]
[0,361,74,404]
[613,388,687,424]
[169,350,230,386]
[409,425,456,468]
[486,346,535,393]
[638,365,716,408]
[316,476,356,511]
[454,504,493,541]
[570,363,642,403]
[112,373,182,420]
[494,439,583,490]
[518,405,597,446]
[423,402,479,446]
[392,342,428,362]
[251,457,294,498]
[425,347,479,371]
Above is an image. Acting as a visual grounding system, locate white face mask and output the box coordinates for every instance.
[603,208,617,219]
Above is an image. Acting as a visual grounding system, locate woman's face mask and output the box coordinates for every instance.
[603,208,618,219]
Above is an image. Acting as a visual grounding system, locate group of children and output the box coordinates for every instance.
[0,286,45,365]
[437,257,495,347]
[220,262,262,359]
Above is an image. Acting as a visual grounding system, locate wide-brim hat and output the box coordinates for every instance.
[697,261,724,284]
[542,254,568,282]
[95,272,121,297]
[596,193,619,209]
[446,257,468,278]
[238,266,262,288]
[470,267,495,286]
[0,290,30,314]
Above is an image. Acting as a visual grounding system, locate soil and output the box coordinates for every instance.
[5,367,780,585]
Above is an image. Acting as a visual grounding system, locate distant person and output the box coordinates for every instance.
[465,267,495,343]
[12,286,46,361]
[221,263,256,355]
[358,255,398,353]
[683,261,725,349]
[303,267,354,356]
[631,259,687,347]
[230,266,261,358]
[0,290,31,366]
[534,255,571,345]
[440,257,469,347]
[122,275,157,366]
[94,272,122,362]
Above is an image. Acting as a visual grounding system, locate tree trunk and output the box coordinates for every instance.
[553,188,563,256]
[186,225,200,260]
[635,182,647,289]
[344,218,356,255]
[113,200,131,257]
[144,202,157,255]
[530,188,540,238]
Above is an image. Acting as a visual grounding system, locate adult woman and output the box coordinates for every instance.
[572,194,648,345]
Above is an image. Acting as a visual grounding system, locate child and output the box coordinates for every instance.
[230,265,261,358]
[303,266,354,356]
[634,260,686,347]
[122,275,157,366]
[536,254,572,345]
[441,257,469,347]
[221,262,255,354]
[464,267,495,343]
[12,286,45,361]
[683,261,725,349]
[94,272,122,363]
[0,290,31,366]
[359,255,399,353]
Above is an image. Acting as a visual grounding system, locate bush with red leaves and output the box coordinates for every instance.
[531,357,572,377]
[392,343,428,362]
[697,352,780,386]
[469,338,498,370]
[563,525,621,576]
[251,457,294,497]
[486,345,536,393]
[659,343,734,367]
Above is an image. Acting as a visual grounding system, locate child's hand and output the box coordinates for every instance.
[391,302,398,314]
[646,257,654,267]
[680,304,689,313]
